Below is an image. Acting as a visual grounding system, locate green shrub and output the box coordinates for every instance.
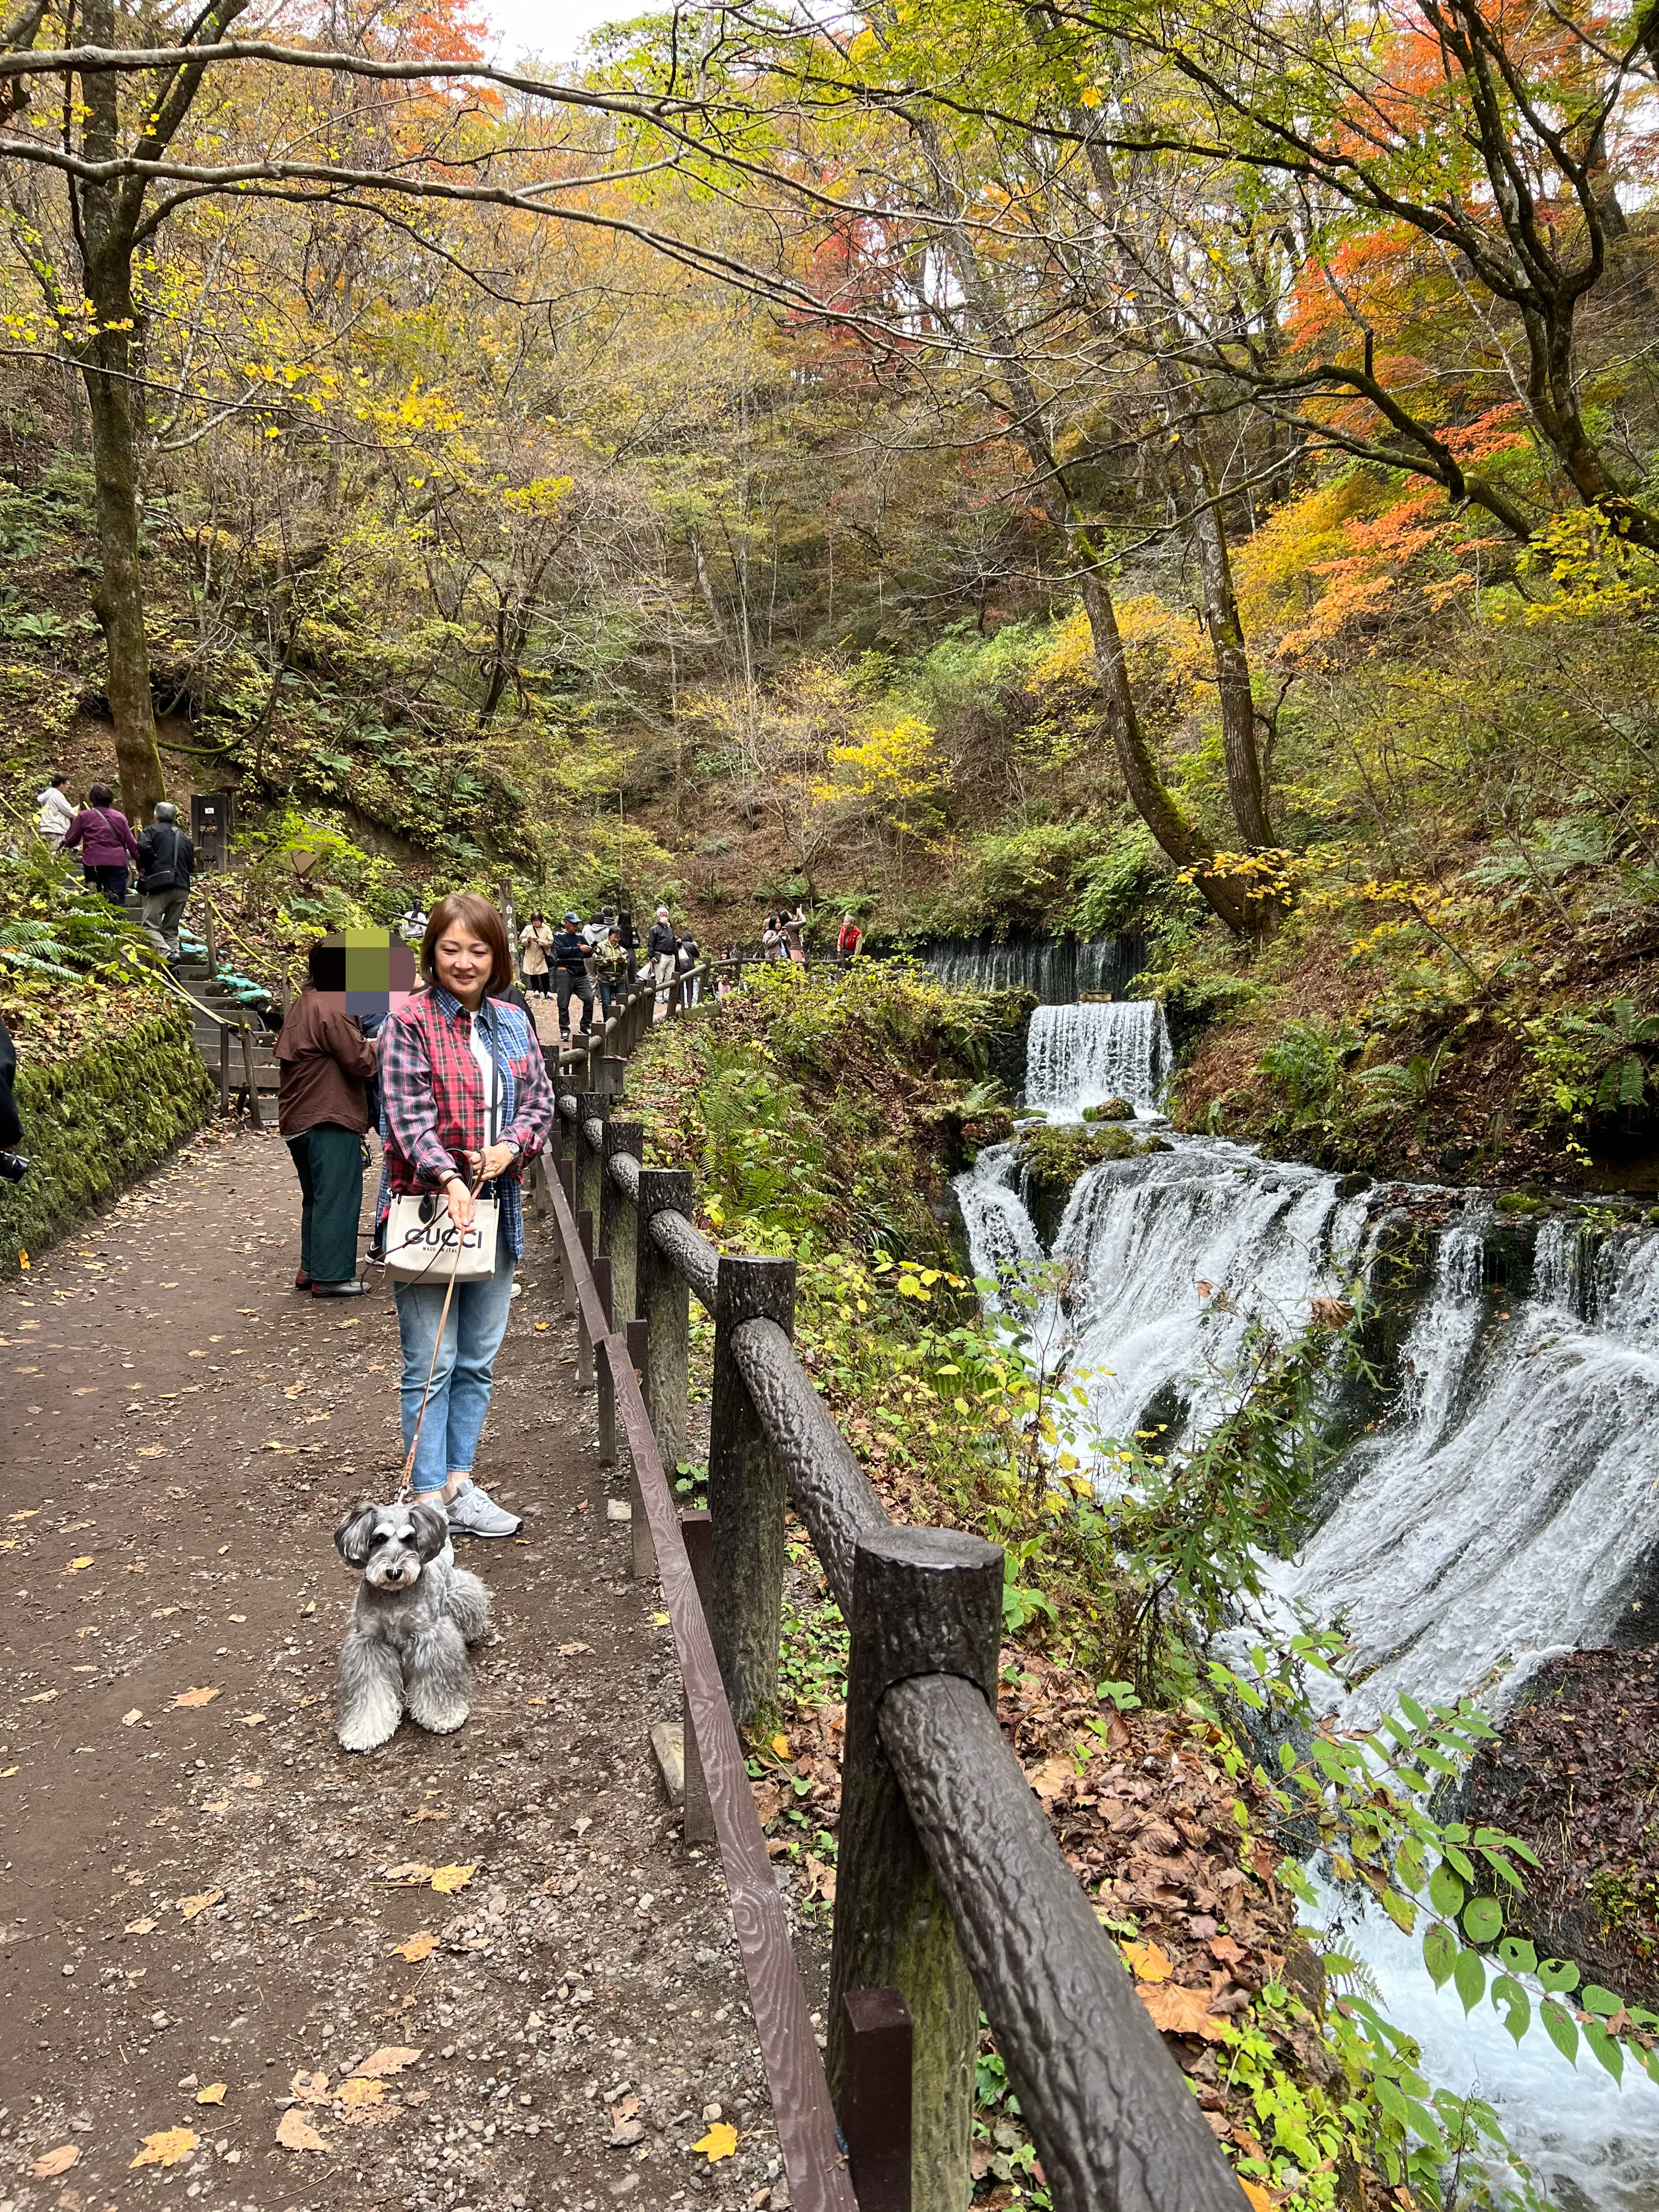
[0,1005,216,1271]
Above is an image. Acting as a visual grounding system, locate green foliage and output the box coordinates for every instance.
[0,1004,215,1271]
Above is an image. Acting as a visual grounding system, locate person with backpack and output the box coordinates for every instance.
[135,800,195,959]
[60,782,139,906]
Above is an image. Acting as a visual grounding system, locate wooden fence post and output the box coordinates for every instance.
[679,1507,716,1846]
[239,1022,264,1130]
[601,1053,627,1095]
[707,1253,795,1735]
[576,1208,596,1390]
[574,1091,606,1228]
[555,1156,578,1319]
[218,1026,229,1113]
[624,1318,654,1579]
[634,1168,695,1472]
[841,1988,912,2212]
[595,1251,617,1467]
[602,1118,643,1326]
[828,1524,1003,2212]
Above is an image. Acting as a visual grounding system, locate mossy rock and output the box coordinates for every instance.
[1497,1191,1547,1217]
[1082,1097,1134,1123]
[0,1002,216,1274]
[1016,1121,1162,1240]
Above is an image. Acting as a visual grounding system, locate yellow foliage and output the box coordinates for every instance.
[1027,596,1206,707]
[815,713,947,832]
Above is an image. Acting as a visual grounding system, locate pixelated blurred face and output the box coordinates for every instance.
[433,927,494,1005]
[310,928,418,1018]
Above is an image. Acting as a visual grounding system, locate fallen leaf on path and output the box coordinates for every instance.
[23,1690,57,1703]
[201,1800,229,1814]
[1138,1983,1228,2041]
[290,2070,331,2103]
[169,1687,220,1710]
[276,2107,328,2153]
[557,1641,593,1656]
[337,2078,385,2110]
[392,1931,438,1963]
[1121,1940,1174,1984]
[30,2145,79,2178]
[130,2128,197,2169]
[380,1863,434,1886]
[353,2046,422,2079]
[137,1445,168,1459]
[234,1713,265,1726]
[406,1804,447,1824]
[124,1917,157,1934]
[0,1765,18,1777]
[769,1734,790,1759]
[178,1889,223,1920]
[8,1509,38,1521]
[429,1864,476,1895]
[651,1610,669,1625]
[692,2122,738,2162]
[64,1556,93,1572]
[804,1853,836,1904]
[196,2084,227,2106]
[121,1709,143,1726]
[1027,1756,1074,1802]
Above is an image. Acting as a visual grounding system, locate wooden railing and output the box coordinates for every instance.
[531,982,1246,2212]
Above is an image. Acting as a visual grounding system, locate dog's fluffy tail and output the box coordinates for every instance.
[444,1566,491,1644]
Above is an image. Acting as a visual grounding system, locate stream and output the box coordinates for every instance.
[955,1000,1659,2207]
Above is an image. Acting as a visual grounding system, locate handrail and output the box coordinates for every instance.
[536,986,1248,2212]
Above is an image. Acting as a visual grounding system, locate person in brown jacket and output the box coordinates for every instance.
[276,942,379,1298]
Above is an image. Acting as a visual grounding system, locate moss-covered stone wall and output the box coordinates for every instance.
[0,1002,216,1271]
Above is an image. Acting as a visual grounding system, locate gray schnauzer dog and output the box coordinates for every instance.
[333,1499,491,1752]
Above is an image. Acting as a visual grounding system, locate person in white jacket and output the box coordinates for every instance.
[36,775,75,847]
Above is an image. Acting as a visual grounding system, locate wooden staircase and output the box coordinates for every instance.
[172,957,280,1102]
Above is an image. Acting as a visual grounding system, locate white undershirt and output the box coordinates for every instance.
[468,1015,501,1149]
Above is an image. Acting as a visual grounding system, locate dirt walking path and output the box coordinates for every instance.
[0,1123,786,2212]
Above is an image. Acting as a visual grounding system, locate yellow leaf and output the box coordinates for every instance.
[170,1686,220,1709]
[693,2121,738,2162]
[65,1556,93,1572]
[429,1863,476,1895]
[380,1862,434,1885]
[337,2077,384,2109]
[1121,1940,1175,1984]
[131,2127,198,2168]
[137,1444,167,1458]
[353,2045,422,2079]
[124,1916,157,1934]
[1242,2187,1275,2212]
[651,1611,670,1625]
[31,2144,79,2177]
[770,1735,790,1760]
[179,1888,223,1921]
[392,1930,439,1963]
[196,2083,227,2105]
[275,2106,328,2153]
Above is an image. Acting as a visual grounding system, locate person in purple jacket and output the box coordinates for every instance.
[60,782,139,906]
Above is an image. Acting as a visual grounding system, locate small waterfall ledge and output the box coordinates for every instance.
[954,997,1659,2201]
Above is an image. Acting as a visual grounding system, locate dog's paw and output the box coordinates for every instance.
[336,1713,400,1752]
[408,1696,469,1736]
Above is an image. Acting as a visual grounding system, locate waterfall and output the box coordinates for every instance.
[956,1140,1044,1284]
[920,932,1142,1004]
[1025,1000,1175,1114]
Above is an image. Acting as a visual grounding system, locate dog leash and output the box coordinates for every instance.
[394,1164,484,1508]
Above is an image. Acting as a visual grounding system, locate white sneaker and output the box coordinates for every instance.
[446,1480,522,1538]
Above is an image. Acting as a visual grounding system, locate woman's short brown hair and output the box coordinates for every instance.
[421,894,513,994]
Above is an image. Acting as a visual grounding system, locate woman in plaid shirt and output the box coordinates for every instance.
[380,894,555,1537]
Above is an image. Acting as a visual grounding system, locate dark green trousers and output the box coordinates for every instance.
[286,1124,363,1284]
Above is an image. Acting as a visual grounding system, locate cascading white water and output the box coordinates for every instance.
[921,932,1142,1004]
[956,992,1659,2201]
[1025,1000,1174,1114]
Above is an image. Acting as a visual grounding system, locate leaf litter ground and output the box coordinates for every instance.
[0,1123,787,2210]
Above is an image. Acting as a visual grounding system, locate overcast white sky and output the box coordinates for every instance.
[479,0,639,66]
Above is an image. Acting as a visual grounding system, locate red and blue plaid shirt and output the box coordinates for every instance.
[379,986,554,1261]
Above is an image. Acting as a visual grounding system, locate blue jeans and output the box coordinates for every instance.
[393,1242,516,1496]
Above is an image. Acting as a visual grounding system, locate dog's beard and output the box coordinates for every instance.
[365,1555,424,1591]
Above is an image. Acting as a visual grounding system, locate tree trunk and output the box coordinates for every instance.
[74,1,163,822]
[81,333,163,822]
[1170,418,1274,848]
